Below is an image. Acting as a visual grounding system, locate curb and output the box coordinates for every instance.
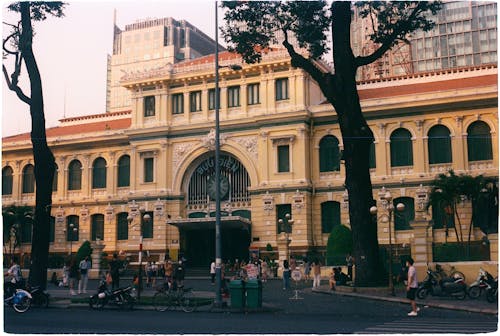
[312,289,498,315]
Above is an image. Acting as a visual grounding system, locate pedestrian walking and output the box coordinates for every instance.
[210,261,216,284]
[261,259,269,282]
[346,253,354,281]
[312,258,321,289]
[406,257,420,316]
[78,256,91,294]
[145,261,153,287]
[68,258,79,295]
[282,260,291,290]
[109,253,121,290]
[174,260,186,287]
[303,258,311,282]
[329,267,336,291]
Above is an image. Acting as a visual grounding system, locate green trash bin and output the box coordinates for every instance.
[245,279,262,308]
[229,280,245,308]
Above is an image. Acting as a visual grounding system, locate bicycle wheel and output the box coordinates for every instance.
[13,296,31,313]
[180,295,196,313]
[153,291,172,312]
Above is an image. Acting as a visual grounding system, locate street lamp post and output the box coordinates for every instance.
[370,190,405,296]
[128,210,150,300]
[278,213,294,261]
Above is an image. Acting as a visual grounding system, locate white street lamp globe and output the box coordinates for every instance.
[369,206,378,215]
[396,203,405,212]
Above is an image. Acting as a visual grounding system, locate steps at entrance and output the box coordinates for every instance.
[186,267,210,279]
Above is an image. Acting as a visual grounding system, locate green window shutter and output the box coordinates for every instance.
[21,220,32,243]
[117,212,129,241]
[390,128,413,167]
[432,204,455,229]
[2,166,13,195]
[172,93,184,114]
[142,211,154,238]
[117,155,130,187]
[319,136,340,172]
[144,158,154,182]
[321,201,340,233]
[92,214,104,241]
[467,121,493,161]
[68,160,82,190]
[369,141,376,169]
[428,125,452,164]
[92,158,107,189]
[276,204,292,233]
[22,164,35,193]
[49,216,55,243]
[277,145,290,172]
[393,197,415,230]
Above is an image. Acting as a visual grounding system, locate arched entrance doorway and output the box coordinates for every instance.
[169,153,252,267]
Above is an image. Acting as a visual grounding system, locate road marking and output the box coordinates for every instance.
[358,319,498,334]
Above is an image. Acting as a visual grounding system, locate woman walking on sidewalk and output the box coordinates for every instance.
[282,260,291,290]
[312,259,321,290]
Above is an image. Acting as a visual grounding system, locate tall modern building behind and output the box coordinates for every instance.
[352,1,497,80]
[106,15,221,112]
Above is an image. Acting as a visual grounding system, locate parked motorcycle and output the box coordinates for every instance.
[417,268,467,300]
[89,279,136,310]
[5,280,50,308]
[485,277,497,303]
[468,268,495,299]
[4,287,32,313]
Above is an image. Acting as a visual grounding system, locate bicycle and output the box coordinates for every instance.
[153,283,196,313]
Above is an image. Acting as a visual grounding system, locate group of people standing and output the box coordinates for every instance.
[62,256,91,295]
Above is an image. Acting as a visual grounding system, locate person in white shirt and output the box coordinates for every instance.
[406,257,420,316]
[210,261,216,284]
[78,256,91,294]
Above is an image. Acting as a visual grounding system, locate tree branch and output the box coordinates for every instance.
[3,64,31,105]
[281,30,336,103]
[355,2,426,67]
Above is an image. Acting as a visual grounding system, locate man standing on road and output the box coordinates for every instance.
[78,256,91,294]
[210,261,216,285]
[406,257,419,316]
[109,253,121,290]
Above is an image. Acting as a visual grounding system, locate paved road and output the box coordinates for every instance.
[4,279,497,334]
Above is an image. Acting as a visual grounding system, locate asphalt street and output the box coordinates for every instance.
[3,278,498,334]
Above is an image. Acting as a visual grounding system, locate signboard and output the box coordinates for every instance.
[246,263,259,280]
[292,269,302,282]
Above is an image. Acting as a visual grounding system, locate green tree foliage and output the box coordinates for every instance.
[3,1,66,289]
[326,225,352,265]
[222,1,441,286]
[75,240,93,263]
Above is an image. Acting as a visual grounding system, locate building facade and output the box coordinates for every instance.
[352,1,497,80]
[2,49,498,269]
[106,16,221,113]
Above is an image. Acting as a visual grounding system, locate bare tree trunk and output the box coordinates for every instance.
[20,2,55,289]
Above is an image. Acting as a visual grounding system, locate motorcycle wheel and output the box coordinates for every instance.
[122,294,135,310]
[468,286,481,299]
[486,289,497,303]
[416,288,429,299]
[451,271,466,281]
[89,295,106,310]
[13,296,31,313]
[34,293,49,308]
[455,289,467,300]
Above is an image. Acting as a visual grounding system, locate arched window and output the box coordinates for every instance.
[390,128,413,167]
[91,214,104,241]
[68,160,82,190]
[52,164,58,192]
[393,197,414,230]
[20,216,33,243]
[22,164,35,193]
[321,201,341,233]
[142,211,154,239]
[319,135,340,172]
[467,121,493,161]
[2,166,13,195]
[117,212,129,240]
[66,215,79,241]
[428,125,452,164]
[369,141,376,169]
[92,157,107,189]
[117,155,130,187]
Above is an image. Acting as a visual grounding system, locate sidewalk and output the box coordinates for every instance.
[45,278,498,315]
[310,284,498,315]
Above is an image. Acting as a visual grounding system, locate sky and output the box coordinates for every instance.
[1,0,223,137]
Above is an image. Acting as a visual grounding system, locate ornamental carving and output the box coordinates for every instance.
[232,136,258,161]
[172,142,197,172]
[201,129,227,150]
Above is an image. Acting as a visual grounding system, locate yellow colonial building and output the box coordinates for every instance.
[2,50,498,273]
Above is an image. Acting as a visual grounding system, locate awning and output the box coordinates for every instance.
[167,215,251,231]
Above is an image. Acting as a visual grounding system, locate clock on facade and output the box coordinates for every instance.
[207,175,230,200]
